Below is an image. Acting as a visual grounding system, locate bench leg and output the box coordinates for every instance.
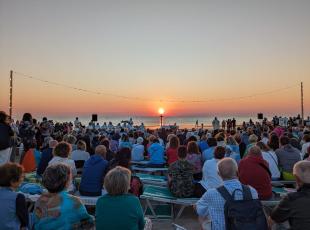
[175,205,186,220]
[145,199,158,219]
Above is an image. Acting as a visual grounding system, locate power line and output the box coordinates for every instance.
[13,71,299,104]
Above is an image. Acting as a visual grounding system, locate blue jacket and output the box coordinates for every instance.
[0,188,20,230]
[79,154,108,194]
[37,148,53,176]
[148,143,165,164]
[202,147,215,162]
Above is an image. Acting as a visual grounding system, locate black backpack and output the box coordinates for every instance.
[217,185,268,230]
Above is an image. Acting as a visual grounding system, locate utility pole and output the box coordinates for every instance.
[9,70,13,118]
[301,82,304,126]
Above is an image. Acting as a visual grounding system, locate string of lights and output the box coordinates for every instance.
[13,71,299,104]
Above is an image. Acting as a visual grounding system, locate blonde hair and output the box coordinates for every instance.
[77,140,86,151]
[249,134,258,144]
[104,166,131,196]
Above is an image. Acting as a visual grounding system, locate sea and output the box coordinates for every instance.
[40,115,270,129]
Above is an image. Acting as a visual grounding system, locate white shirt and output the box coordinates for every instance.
[200,158,223,190]
[301,142,310,159]
[212,119,220,130]
[48,156,77,176]
[70,150,90,161]
[261,137,269,145]
[48,156,77,191]
[262,150,281,179]
[131,144,145,161]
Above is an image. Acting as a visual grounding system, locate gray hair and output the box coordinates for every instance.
[218,158,238,180]
[293,161,310,184]
[95,145,107,158]
[248,146,262,156]
[42,164,71,193]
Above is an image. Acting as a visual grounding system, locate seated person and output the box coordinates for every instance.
[166,135,180,165]
[147,138,165,167]
[256,141,281,180]
[96,166,148,230]
[48,142,77,192]
[168,146,194,198]
[0,163,28,230]
[100,139,115,162]
[239,146,272,200]
[37,140,58,176]
[21,141,41,173]
[186,141,202,180]
[71,140,90,162]
[202,137,217,162]
[108,148,142,196]
[197,146,225,197]
[33,164,94,229]
[275,136,301,180]
[131,137,145,161]
[269,160,310,230]
[196,158,259,230]
[79,145,108,196]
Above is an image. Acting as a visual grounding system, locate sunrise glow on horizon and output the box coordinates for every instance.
[0,1,309,119]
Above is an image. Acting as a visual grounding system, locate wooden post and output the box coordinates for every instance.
[9,70,13,118]
[301,82,304,126]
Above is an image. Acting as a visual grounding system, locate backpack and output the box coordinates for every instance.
[217,185,268,230]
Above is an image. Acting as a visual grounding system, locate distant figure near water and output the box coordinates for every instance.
[212,117,220,131]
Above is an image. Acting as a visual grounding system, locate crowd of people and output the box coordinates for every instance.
[0,110,310,229]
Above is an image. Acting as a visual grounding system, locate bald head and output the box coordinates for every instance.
[218,158,238,180]
[95,145,107,159]
[248,146,262,157]
[293,161,310,184]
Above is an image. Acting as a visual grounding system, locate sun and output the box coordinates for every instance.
[158,107,165,115]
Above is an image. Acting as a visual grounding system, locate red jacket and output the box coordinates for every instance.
[166,148,178,165]
[239,155,272,200]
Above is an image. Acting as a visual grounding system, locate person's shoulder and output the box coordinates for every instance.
[66,193,84,209]
[286,190,306,201]
[247,185,258,199]
[204,187,220,199]
[124,193,140,202]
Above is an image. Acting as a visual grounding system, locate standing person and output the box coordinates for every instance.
[232,118,236,130]
[168,146,195,198]
[96,166,148,230]
[0,111,14,165]
[269,161,310,230]
[212,117,220,131]
[19,113,35,153]
[222,120,226,130]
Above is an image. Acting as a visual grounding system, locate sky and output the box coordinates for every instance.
[0,0,309,119]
